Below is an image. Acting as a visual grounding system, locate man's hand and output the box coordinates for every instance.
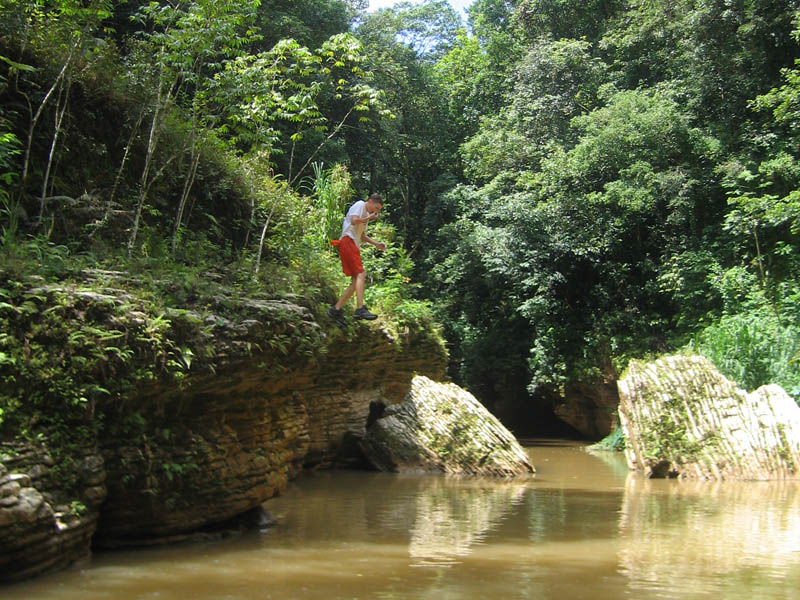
[376,242,387,251]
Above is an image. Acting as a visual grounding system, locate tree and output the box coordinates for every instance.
[515,0,621,43]
[446,0,525,124]
[123,0,259,257]
[600,0,800,137]
[350,1,462,245]
[256,0,365,50]
[460,38,608,183]
[425,85,724,393]
[420,182,535,400]
[1,0,114,225]
[387,0,462,60]
[212,32,390,272]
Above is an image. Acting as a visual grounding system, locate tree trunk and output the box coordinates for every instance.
[38,73,71,223]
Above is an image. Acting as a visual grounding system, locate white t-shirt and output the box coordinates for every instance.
[341,200,370,245]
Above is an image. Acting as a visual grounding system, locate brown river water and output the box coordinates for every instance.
[4,440,800,600]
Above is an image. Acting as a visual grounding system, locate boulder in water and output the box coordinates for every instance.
[618,354,800,480]
[360,376,534,477]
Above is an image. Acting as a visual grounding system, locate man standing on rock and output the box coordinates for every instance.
[328,193,386,324]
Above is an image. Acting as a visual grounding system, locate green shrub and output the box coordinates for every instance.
[362,221,433,322]
[305,162,353,251]
[690,306,800,403]
[587,426,625,451]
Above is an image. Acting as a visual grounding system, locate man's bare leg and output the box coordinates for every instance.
[334,274,358,310]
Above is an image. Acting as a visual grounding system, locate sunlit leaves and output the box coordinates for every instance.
[213,33,387,161]
[460,38,608,183]
[131,0,259,90]
[429,80,727,389]
[516,0,622,42]
[564,89,695,189]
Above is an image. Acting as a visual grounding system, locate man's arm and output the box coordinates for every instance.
[362,234,387,251]
[351,212,379,226]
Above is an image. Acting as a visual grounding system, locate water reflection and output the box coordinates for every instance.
[617,475,800,599]
[3,442,800,600]
[260,470,530,568]
[407,477,527,566]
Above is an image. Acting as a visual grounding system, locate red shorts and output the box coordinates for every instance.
[337,236,363,276]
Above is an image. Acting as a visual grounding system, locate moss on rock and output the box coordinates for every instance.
[360,376,534,477]
[0,267,448,579]
[618,354,800,480]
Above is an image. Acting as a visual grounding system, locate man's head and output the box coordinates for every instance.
[366,193,383,213]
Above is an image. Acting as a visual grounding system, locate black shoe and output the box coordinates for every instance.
[328,305,347,327]
[354,305,378,320]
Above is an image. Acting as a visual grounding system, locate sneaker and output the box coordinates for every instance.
[327,305,347,327]
[354,305,378,320]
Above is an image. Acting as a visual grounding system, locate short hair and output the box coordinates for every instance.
[368,193,384,205]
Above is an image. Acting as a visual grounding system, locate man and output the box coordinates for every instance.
[328,193,387,323]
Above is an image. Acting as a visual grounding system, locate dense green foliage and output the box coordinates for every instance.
[0,0,439,461]
[1,0,799,444]
[415,0,800,405]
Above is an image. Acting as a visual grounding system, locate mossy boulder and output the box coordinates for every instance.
[618,354,800,480]
[360,376,534,477]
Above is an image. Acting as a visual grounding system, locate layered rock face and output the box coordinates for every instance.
[96,367,311,544]
[360,376,534,477]
[0,290,447,580]
[618,354,800,479]
[97,325,445,544]
[0,447,106,581]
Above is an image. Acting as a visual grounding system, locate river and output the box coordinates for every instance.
[4,440,800,599]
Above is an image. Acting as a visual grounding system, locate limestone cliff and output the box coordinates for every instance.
[0,450,104,581]
[618,354,800,479]
[0,282,447,580]
[97,324,445,544]
[554,381,619,439]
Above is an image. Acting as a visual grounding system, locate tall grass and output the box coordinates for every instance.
[690,306,800,403]
[307,162,353,250]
